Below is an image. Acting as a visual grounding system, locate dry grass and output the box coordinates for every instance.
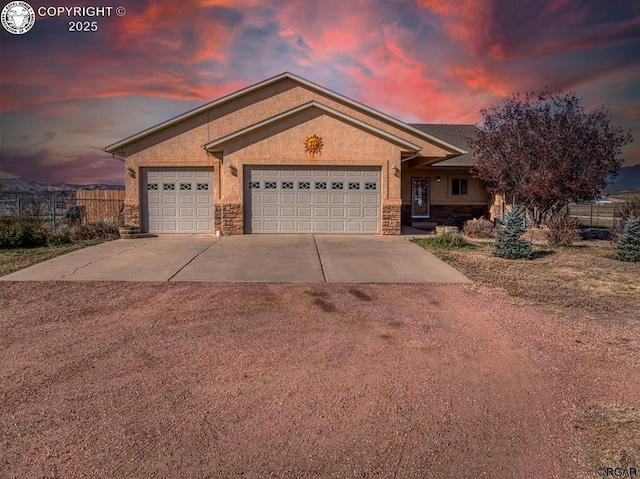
[415,240,640,317]
[576,404,640,474]
[0,242,99,277]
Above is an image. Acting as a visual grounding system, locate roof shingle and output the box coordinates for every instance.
[410,124,478,166]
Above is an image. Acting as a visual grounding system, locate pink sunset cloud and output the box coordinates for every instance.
[1,0,638,185]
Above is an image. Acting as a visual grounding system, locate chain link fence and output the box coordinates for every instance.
[566,202,621,228]
[0,190,124,231]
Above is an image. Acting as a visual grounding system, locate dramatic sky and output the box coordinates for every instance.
[1,0,639,185]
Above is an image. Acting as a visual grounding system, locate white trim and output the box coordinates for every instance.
[105,72,466,155]
[203,101,421,152]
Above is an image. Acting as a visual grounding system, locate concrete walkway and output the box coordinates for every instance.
[0,235,471,283]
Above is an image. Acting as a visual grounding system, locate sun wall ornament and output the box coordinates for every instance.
[304,134,323,159]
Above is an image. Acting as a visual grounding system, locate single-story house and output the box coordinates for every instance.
[105,72,493,235]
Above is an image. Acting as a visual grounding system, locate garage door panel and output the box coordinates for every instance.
[314,207,329,217]
[363,207,379,217]
[262,220,278,231]
[329,221,346,232]
[313,221,329,232]
[280,221,296,231]
[263,206,279,216]
[142,168,213,233]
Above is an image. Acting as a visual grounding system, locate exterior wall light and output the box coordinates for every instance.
[391,165,399,175]
[126,167,136,178]
[436,176,441,183]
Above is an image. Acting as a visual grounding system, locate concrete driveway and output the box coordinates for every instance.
[0,235,471,283]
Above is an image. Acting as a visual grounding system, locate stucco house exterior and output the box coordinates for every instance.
[105,72,491,235]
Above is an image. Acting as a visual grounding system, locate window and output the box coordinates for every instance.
[365,182,377,190]
[298,182,310,190]
[315,181,327,190]
[163,183,175,191]
[452,178,468,195]
[249,181,260,189]
[147,183,158,191]
[331,182,344,190]
[348,182,360,190]
[282,181,294,190]
[265,181,277,189]
[197,183,209,191]
[180,183,192,191]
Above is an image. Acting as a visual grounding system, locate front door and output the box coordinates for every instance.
[411,177,429,218]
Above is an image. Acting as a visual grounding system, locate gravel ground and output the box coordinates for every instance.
[1,282,638,478]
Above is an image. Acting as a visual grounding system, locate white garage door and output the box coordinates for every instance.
[245,166,381,234]
[141,168,213,233]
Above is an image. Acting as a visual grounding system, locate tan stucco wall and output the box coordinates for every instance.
[401,167,490,205]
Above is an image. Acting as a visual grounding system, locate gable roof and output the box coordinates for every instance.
[410,124,477,166]
[105,72,466,155]
[204,101,421,153]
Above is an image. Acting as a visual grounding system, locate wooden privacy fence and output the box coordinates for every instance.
[75,190,125,224]
[0,190,124,231]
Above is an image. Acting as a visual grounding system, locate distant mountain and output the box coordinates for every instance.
[0,179,124,193]
[609,164,640,187]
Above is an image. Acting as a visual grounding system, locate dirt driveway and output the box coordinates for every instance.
[1,282,638,478]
